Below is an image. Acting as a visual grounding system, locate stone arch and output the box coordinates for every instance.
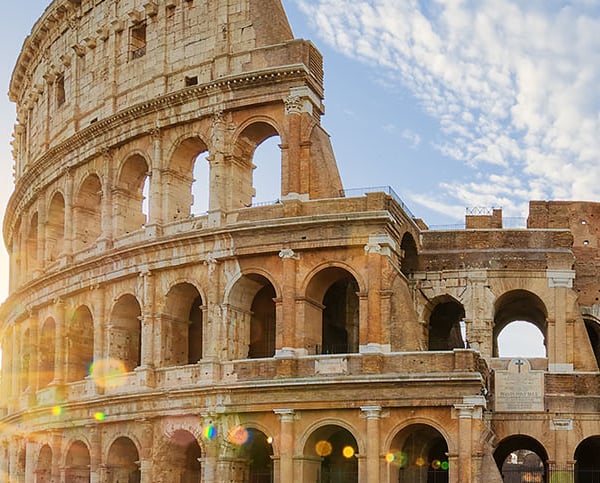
[305,265,361,354]
[39,317,56,387]
[239,427,274,483]
[387,423,450,483]
[400,232,418,276]
[158,429,202,483]
[426,295,466,351]
[231,119,283,208]
[26,212,38,274]
[73,173,102,251]
[46,190,65,262]
[575,436,600,480]
[65,305,94,382]
[493,289,548,357]
[106,436,140,483]
[164,134,210,221]
[583,316,600,370]
[226,271,279,359]
[493,435,547,482]
[64,440,91,483]
[303,423,360,483]
[114,153,149,236]
[36,444,52,483]
[162,282,204,366]
[108,294,142,372]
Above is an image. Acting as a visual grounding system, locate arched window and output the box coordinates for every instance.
[388,424,449,483]
[27,213,38,274]
[165,137,209,221]
[584,318,600,369]
[65,441,90,483]
[46,192,65,261]
[306,267,360,355]
[233,122,282,208]
[493,290,548,358]
[109,295,142,371]
[107,437,140,483]
[163,283,203,366]
[36,445,52,483]
[427,298,466,351]
[497,321,546,358]
[228,274,277,359]
[115,155,149,236]
[39,318,56,387]
[304,425,358,483]
[161,430,202,482]
[400,232,418,276]
[494,435,547,483]
[73,174,102,251]
[575,436,600,481]
[66,306,94,382]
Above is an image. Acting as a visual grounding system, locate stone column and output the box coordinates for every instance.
[63,168,74,257]
[360,406,382,483]
[24,440,35,483]
[208,111,226,225]
[140,271,155,368]
[146,128,163,236]
[92,285,106,363]
[89,426,102,483]
[53,299,65,385]
[274,409,295,483]
[0,441,8,483]
[27,313,39,394]
[98,150,113,249]
[277,250,299,356]
[453,399,486,483]
[547,270,575,372]
[10,326,20,407]
[9,438,21,482]
[139,419,154,481]
[282,96,302,196]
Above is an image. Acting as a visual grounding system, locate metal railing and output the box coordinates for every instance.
[339,186,416,218]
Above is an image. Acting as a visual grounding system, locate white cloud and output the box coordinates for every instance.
[296,0,600,216]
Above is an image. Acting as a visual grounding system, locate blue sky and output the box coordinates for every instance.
[0,2,597,357]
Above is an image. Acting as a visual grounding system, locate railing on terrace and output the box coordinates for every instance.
[429,217,527,231]
[339,186,416,219]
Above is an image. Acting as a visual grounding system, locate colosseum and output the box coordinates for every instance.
[1,0,600,482]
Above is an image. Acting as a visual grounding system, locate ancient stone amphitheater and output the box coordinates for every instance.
[2,1,600,482]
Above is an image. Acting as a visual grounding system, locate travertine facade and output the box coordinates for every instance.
[1,1,600,482]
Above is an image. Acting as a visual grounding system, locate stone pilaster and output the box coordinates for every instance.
[360,405,382,483]
[274,409,296,483]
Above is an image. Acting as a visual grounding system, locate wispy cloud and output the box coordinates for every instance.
[296,0,600,216]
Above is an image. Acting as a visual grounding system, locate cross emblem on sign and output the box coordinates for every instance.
[514,359,525,373]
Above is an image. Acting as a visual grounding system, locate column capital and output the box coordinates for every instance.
[274,408,296,421]
[360,405,382,419]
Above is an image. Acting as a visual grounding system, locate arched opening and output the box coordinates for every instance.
[35,444,52,483]
[575,436,600,481]
[494,435,547,483]
[497,321,547,358]
[304,425,358,483]
[252,135,282,204]
[307,267,360,355]
[166,137,209,221]
[228,274,277,359]
[66,306,94,382]
[427,298,466,351]
[115,155,149,236]
[73,174,102,251]
[65,441,91,483]
[583,318,600,370]
[191,151,210,216]
[163,283,203,366]
[239,428,274,483]
[387,424,449,483]
[39,318,56,387]
[162,430,202,483]
[46,192,65,262]
[493,290,548,358]
[400,233,418,277]
[26,213,38,274]
[109,295,142,372]
[233,122,281,208]
[107,437,140,483]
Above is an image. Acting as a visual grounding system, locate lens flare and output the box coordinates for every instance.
[51,406,63,416]
[385,452,396,463]
[90,358,127,389]
[342,446,355,459]
[315,440,333,457]
[441,461,450,471]
[266,436,274,444]
[93,412,106,421]
[432,459,441,470]
[415,456,426,467]
[203,424,218,440]
[227,426,249,446]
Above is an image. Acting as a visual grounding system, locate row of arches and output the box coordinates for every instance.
[12,121,283,282]
[26,423,450,483]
